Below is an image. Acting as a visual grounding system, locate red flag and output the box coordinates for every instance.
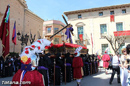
[12,21,16,45]
[0,5,10,59]
[91,33,93,48]
[110,15,114,22]
[79,34,83,41]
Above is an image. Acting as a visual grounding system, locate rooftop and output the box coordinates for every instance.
[64,3,130,16]
[43,20,65,26]
[25,8,44,22]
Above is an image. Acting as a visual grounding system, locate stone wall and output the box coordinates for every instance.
[0,0,44,55]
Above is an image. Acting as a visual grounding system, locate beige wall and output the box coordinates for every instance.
[43,20,66,44]
[0,0,44,55]
[66,6,130,55]
[25,9,43,46]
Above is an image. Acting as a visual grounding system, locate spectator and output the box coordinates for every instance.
[109,53,120,84]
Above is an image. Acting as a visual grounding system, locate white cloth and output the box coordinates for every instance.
[76,79,81,83]
[11,58,13,61]
[120,67,128,86]
[99,60,103,67]
[127,73,130,86]
[112,55,119,66]
[120,55,126,62]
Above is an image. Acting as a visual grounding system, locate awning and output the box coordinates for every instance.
[114,30,130,36]
[45,43,87,49]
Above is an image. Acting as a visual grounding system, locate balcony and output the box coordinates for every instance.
[114,30,130,36]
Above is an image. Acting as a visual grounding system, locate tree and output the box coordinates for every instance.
[29,30,36,44]
[102,32,127,54]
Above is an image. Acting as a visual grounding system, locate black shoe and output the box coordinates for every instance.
[77,83,80,86]
[118,81,120,83]
[109,82,112,85]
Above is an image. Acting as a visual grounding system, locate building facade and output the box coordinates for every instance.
[64,3,130,55]
[43,20,66,44]
[0,0,44,54]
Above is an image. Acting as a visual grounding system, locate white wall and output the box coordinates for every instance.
[67,7,130,55]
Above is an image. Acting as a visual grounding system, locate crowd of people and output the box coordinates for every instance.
[0,56,21,77]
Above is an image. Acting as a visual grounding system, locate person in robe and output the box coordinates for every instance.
[70,54,74,80]
[72,47,83,86]
[91,54,96,74]
[13,56,17,72]
[94,54,98,73]
[55,53,64,85]
[14,56,21,73]
[65,24,74,43]
[0,56,4,77]
[65,53,73,82]
[102,50,110,74]
[4,57,9,77]
[48,54,55,85]
[14,56,18,73]
[8,56,13,76]
[38,53,51,86]
[12,39,52,86]
[85,52,91,75]
[81,54,87,76]
[84,54,90,76]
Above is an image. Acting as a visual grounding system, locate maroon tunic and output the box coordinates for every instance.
[102,54,110,68]
[72,57,83,79]
[11,69,44,86]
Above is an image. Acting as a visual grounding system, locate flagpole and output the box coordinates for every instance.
[13,44,15,52]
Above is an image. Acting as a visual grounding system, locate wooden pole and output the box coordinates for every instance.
[54,59,55,86]
[65,58,66,85]
[50,25,69,39]
[62,15,68,25]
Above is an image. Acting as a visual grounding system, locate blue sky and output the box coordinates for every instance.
[26,0,130,23]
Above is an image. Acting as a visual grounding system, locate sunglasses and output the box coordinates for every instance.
[123,51,126,52]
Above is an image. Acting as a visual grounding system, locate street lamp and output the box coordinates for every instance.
[17,31,29,52]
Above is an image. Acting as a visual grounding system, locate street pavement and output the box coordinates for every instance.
[61,68,121,86]
[0,68,121,86]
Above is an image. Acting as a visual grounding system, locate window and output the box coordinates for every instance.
[77,26,83,39]
[118,43,125,54]
[99,12,103,16]
[122,9,126,14]
[54,38,59,44]
[47,28,51,33]
[110,11,114,15]
[102,44,108,54]
[100,24,107,35]
[116,23,123,31]
[54,28,59,34]
[78,14,82,19]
